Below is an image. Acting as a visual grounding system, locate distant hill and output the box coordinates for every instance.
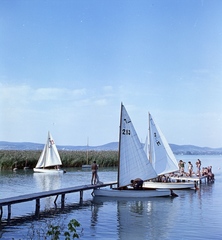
[0,141,222,155]
[0,141,118,151]
[170,144,222,155]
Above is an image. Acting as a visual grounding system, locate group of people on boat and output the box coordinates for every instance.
[91,158,215,188]
[177,159,214,181]
[150,159,215,183]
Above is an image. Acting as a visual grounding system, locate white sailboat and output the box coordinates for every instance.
[93,103,172,198]
[143,113,195,189]
[33,131,65,173]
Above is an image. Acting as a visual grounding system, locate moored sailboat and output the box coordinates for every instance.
[33,131,65,173]
[143,113,195,189]
[93,103,173,198]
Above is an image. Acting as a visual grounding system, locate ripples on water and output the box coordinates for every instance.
[0,155,222,239]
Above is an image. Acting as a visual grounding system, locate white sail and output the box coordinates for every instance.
[148,113,178,175]
[35,131,62,168]
[93,104,172,197]
[143,135,149,158]
[118,104,157,187]
[35,143,47,168]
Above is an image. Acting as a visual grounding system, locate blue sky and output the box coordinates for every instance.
[0,0,222,148]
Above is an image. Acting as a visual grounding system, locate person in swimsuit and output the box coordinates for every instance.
[196,159,201,176]
[91,161,98,185]
[188,161,193,177]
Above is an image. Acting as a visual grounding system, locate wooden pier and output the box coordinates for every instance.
[0,182,117,223]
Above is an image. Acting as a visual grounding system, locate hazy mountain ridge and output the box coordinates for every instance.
[0,141,222,155]
[0,141,119,151]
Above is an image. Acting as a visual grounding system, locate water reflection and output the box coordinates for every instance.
[92,197,175,239]
[33,173,63,209]
[118,198,176,240]
[33,173,62,191]
[90,203,100,226]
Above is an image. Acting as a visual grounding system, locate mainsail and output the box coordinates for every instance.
[118,104,157,187]
[148,113,178,175]
[35,131,62,168]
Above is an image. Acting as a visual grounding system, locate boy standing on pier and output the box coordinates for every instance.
[91,161,98,185]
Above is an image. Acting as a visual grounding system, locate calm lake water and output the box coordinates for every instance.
[0,155,222,239]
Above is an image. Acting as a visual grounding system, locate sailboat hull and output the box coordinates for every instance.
[143,181,195,190]
[33,168,65,173]
[93,188,172,198]
[82,165,91,168]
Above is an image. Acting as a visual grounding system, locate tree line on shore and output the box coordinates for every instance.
[0,150,118,170]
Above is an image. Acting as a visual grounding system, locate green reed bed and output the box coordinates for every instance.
[0,150,118,170]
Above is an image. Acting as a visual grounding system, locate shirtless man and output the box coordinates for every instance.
[91,161,98,185]
[130,178,144,189]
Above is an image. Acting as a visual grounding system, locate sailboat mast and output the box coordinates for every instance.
[117,103,123,188]
[148,112,152,164]
[86,137,89,165]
